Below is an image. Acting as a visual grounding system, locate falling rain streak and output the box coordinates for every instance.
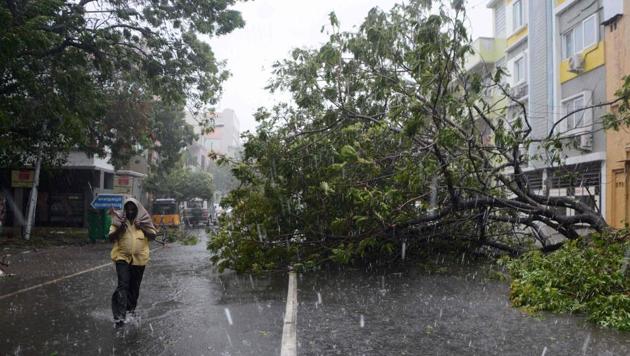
[401,241,407,261]
[224,308,233,326]
[581,333,591,355]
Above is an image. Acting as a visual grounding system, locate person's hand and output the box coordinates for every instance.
[120,221,128,231]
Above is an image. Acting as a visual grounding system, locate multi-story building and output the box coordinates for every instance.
[603,0,629,227]
[205,109,242,159]
[185,109,242,172]
[465,36,507,145]
[476,0,613,219]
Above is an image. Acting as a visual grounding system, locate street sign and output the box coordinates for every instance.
[114,175,133,194]
[11,170,34,188]
[91,194,124,210]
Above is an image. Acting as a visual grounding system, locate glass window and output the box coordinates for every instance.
[583,15,597,48]
[563,30,574,59]
[513,0,523,30]
[573,96,585,127]
[564,99,574,130]
[514,56,525,84]
[153,203,177,215]
[574,23,583,53]
[104,172,114,189]
[563,15,598,59]
[563,95,585,130]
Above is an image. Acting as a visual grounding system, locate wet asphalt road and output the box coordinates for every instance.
[2,231,629,355]
[1,230,287,355]
[296,264,630,356]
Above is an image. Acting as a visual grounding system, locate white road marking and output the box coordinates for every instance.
[280,271,298,356]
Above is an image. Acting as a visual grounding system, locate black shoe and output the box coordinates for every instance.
[114,319,125,328]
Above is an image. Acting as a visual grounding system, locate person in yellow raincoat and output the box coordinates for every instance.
[108,198,157,327]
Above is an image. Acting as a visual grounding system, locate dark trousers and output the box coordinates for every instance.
[112,260,145,321]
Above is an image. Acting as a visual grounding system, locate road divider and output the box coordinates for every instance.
[280,271,298,356]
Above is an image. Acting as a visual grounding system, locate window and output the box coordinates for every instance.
[582,15,597,48]
[563,14,598,59]
[104,172,114,190]
[514,56,526,84]
[562,29,575,58]
[562,95,585,130]
[513,0,524,31]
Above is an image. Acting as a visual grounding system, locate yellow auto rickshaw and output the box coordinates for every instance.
[151,198,181,227]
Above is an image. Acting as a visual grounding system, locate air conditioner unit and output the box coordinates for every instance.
[568,54,584,73]
[510,83,528,99]
[578,133,592,151]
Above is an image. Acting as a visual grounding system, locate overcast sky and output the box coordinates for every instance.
[207,0,493,134]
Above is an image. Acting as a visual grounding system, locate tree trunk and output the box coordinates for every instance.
[23,152,42,240]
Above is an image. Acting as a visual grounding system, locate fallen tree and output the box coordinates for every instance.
[209,0,630,272]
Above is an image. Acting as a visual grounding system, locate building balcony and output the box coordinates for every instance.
[465,37,507,72]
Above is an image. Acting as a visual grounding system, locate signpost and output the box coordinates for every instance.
[91,194,124,210]
[113,175,133,194]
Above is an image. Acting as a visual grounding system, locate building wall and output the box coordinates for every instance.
[605,0,630,227]
[553,0,606,156]
[123,153,150,176]
[557,0,599,29]
[528,0,550,141]
[560,65,607,153]
[203,109,241,158]
[1,150,149,228]
[479,0,609,216]
[494,1,507,38]
[506,40,527,62]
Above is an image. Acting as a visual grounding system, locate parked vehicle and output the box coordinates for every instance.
[182,198,210,227]
[151,198,181,227]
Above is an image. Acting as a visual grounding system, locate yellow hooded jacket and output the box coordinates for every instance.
[109,198,157,266]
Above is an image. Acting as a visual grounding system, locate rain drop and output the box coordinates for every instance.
[401,241,406,261]
[224,308,233,325]
[429,176,438,213]
[225,330,233,346]
[582,333,591,356]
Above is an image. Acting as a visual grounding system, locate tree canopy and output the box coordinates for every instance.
[145,167,213,202]
[151,103,197,173]
[0,0,244,167]
[209,1,630,273]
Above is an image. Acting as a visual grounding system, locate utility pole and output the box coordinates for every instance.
[23,151,42,240]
